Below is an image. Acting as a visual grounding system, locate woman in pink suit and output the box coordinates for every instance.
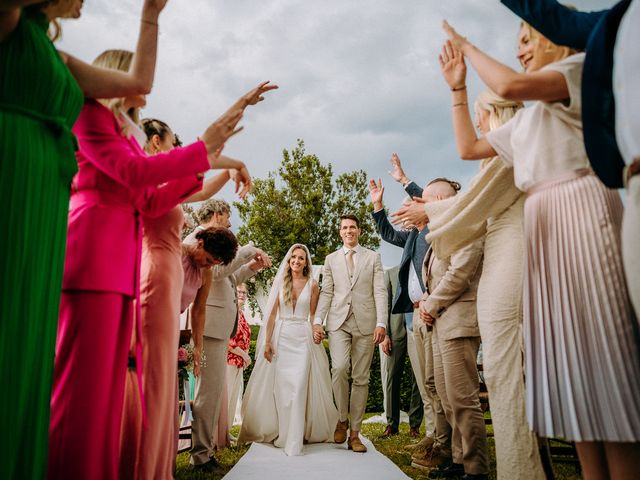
[49,47,275,480]
[118,118,253,480]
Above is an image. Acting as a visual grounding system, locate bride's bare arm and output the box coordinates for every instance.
[309,281,320,317]
[264,298,279,362]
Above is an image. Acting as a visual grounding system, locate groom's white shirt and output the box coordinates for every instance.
[313,244,387,333]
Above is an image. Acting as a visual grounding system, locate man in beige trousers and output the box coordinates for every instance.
[314,214,388,453]
[415,237,488,479]
[186,199,271,473]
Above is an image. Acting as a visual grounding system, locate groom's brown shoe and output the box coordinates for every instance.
[347,436,367,453]
[334,420,349,444]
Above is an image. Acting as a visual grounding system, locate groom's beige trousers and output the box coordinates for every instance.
[329,313,375,432]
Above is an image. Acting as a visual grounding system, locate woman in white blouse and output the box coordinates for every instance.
[439,19,640,479]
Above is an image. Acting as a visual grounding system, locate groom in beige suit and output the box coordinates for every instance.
[314,214,388,453]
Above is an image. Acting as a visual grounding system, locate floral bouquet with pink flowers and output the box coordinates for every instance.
[177,344,206,381]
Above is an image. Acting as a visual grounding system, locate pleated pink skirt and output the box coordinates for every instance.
[523,170,640,442]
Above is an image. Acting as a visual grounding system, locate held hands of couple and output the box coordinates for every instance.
[373,326,386,345]
[312,325,325,344]
[390,197,428,229]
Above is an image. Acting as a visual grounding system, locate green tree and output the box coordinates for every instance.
[234,139,379,308]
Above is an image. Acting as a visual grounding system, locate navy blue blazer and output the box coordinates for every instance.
[372,181,429,314]
[501,0,631,188]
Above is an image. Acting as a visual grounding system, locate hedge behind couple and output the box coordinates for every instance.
[239,215,388,455]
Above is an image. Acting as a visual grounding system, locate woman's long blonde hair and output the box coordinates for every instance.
[92,50,141,126]
[282,244,312,307]
[474,90,523,133]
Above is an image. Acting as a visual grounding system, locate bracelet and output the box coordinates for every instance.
[141,18,158,27]
[452,102,468,108]
[451,85,466,91]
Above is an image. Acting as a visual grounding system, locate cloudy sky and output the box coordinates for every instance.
[59,0,616,266]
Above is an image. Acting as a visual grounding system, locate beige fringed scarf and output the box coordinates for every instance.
[424,156,523,259]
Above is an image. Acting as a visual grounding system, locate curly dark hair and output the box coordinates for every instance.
[195,227,238,265]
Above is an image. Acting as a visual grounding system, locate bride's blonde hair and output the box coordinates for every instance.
[282,244,311,306]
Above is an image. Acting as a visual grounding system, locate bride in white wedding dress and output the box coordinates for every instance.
[239,244,338,456]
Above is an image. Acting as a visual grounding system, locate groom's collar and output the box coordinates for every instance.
[341,244,361,255]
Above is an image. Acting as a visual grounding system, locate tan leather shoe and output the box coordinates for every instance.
[347,436,367,453]
[334,420,349,444]
[411,443,452,470]
[404,435,435,453]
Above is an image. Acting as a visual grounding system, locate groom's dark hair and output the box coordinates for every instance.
[339,214,360,228]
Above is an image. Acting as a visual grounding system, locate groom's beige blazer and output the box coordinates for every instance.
[315,245,388,334]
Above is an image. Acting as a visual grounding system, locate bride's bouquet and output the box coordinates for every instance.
[177,344,206,381]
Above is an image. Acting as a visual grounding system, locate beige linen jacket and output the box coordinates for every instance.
[315,246,388,335]
[204,244,258,340]
[421,239,484,341]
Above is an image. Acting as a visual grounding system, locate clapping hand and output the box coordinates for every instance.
[439,40,467,90]
[390,197,428,228]
[388,153,409,184]
[368,178,384,210]
[442,20,470,52]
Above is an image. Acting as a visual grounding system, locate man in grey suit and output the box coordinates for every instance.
[186,199,271,473]
[379,266,425,438]
[314,214,388,453]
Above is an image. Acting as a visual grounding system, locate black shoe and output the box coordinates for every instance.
[428,461,464,478]
[461,474,488,480]
[189,458,226,475]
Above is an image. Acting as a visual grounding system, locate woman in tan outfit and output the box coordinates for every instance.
[420,89,544,480]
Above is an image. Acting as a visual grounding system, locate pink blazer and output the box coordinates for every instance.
[63,99,210,296]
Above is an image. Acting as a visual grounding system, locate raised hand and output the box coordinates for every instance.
[201,107,244,157]
[390,197,428,228]
[241,81,279,107]
[230,165,252,199]
[368,178,384,210]
[439,40,467,90]
[442,20,470,52]
[388,153,409,184]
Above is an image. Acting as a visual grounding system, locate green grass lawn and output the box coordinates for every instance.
[175,415,583,479]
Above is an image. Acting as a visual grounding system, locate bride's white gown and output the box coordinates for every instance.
[239,281,338,456]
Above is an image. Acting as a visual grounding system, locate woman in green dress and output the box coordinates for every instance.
[0,1,169,477]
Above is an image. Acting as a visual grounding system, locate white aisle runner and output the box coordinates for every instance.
[223,436,410,480]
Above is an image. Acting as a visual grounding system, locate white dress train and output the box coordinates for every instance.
[239,281,338,456]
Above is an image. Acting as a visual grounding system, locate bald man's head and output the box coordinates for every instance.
[422,178,461,203]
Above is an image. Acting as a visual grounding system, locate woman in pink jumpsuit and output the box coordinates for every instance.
[119,118,244,480]
[47,48,262,479]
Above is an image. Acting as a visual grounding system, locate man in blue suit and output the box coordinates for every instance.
[500,0,632,189]
[369,154,451,456]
